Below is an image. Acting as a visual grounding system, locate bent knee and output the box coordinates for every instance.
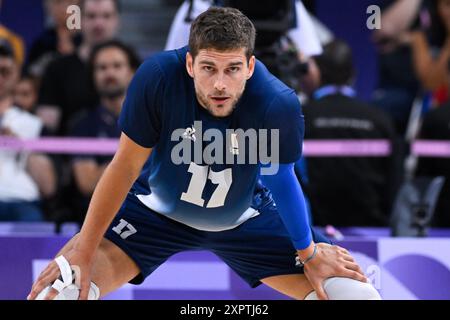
[305,277,381,300]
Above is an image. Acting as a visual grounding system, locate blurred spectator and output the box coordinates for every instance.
[300,39,400,227]
[13,74,38,113]
[372,0,423,135]
[37,0,121,136]
[165,0,323,95]
[13,74,58,212]
[0,42,43,221]
[26,0,82,78]
[12,72,58,220]
[408,0,450,105]
[416,100,450,227]
[65,40,139,223]
[0,0,25,67]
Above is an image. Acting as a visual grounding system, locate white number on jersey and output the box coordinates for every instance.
[181,162,232,208]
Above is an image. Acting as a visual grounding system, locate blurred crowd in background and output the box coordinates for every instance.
[0,0,449,233]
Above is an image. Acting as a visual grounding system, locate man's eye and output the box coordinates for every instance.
[114,63,124,69]
[228,67,240,73]
[203,66,214,72]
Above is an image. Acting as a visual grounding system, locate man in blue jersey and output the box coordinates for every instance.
[28,7,380,300]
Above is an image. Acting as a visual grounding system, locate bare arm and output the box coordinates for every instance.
[411,32,450,90]
[35,105,61,133]
[72,160,109,196]
[372,0,422,53]
[380,0,422,37]
[73,132,152,254]
[27,154,57,198]
[28,132,152,300]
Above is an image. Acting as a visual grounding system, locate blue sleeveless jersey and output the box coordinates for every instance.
[119,46,304,231]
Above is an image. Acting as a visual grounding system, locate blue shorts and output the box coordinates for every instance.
[104,193,331,288]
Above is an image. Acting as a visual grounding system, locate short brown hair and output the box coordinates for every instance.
[188,7,256,61]
[80,0,121,13]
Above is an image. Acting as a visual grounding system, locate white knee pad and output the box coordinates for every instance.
[35,282,100,300]
[304,277,381,300]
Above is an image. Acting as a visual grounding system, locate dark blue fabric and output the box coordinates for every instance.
[104,193,331,288]
[69,105,121,164]
[117,46,304,232]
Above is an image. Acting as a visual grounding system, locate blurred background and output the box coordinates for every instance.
[0,0,450,300]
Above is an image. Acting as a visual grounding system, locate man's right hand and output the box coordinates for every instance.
[301,243,368,300]
[27,248,94,300]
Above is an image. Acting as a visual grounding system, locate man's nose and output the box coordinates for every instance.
[94,17,107,28]
[213,73,226,91]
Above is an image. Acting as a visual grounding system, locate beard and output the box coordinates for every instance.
[98,85,126,100]
[195,87,244,118]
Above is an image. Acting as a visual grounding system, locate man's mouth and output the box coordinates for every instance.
[210,96,230,104]
[105,80,118,86]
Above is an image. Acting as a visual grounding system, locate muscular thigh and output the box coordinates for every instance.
[78,237,140,298]
[261,274,313,300]
[51,234,139,299]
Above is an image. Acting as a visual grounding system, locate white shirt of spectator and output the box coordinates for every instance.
[165,0,323,57]
[0,106,43,202]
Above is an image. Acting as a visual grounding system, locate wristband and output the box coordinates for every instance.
[295,244,317,267]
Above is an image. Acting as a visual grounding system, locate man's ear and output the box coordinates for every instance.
[186,52,194,78]
[247,55,256,80]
